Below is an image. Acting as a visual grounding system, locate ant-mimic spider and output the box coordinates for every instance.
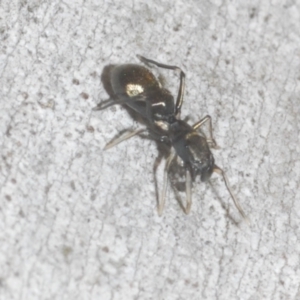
[94,55,247,221]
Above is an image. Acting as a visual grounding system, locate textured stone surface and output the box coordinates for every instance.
[0,1,299,299]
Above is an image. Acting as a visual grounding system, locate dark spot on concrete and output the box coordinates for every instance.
[81,92,89,100]
[90,71,97,78]
[45,185,51,194]
[70,180,76,191]
[86,125,95,132]
[249,7,256,19]
[73,78,80,85]
[173,24,181,31]
[258,90,264,98]
[102,246,109,253]
[62,246,73,258]
[264,14,271,22]
[22,92,29,99]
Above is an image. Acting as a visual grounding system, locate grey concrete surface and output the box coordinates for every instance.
[0,0,299,299]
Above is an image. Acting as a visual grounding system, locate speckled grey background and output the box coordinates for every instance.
[1,0,300,299]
